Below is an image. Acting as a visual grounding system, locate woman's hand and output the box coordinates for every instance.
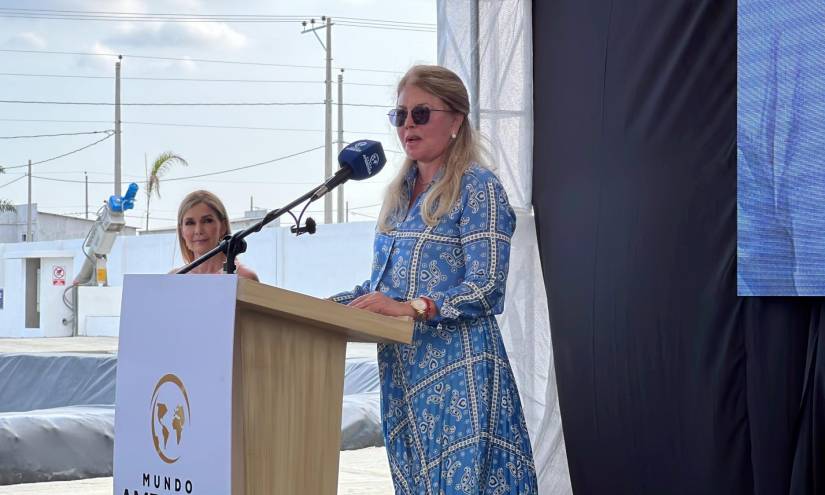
[349,291,416,318]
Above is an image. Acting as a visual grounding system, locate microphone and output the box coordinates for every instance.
[290,217,317,235]
[311,140,386,201]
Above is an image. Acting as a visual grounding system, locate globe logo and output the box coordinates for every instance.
[150,374,191,464]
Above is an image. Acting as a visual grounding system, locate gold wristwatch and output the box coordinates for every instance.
[410,298,428,321]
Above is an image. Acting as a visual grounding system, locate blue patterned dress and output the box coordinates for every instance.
[331,163,537,494]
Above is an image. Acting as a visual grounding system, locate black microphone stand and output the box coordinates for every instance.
[176,185,322,275]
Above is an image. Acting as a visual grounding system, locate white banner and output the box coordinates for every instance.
[114,274,237,495]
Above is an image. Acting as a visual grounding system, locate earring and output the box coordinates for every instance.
[450,132,457,139]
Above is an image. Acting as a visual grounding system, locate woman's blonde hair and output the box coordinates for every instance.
[176,190,231,263]
[377,65,486,232]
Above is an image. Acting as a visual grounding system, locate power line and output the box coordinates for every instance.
[0,99,390,108]
[124,214,177,222]
[0,175,27,189]
[27,170,144,178]
[29,204,90,209]
[0,8,435,26]
[338,102,392,108]
[0,48,324,69]
[3,132,114,169]
[336,21,436,33]
[0,118,392,135]
[29,171,393,186]
[0,72,314,83]
[29,145,325,184]
[33,212,173,222]
[337,16,435,27]
[0,8,436,30]
[0,118,111,124]
[0,48,404,74]
[0,129,113,139]
[0,72,397,87]
[32,175,111,185]
[139,77,311,84]
[0,15,302,24]
[112,121,391,135]
[0,8,278,18]
[0,11,308,23]
[349,211,378,219]
[0,7,302,15]
[2,17,435,33]
[164,145,325,181]
[347,202,382,210]
[0,99,322,107]
[1,14,434,32]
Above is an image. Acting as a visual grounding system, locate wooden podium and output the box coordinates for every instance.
[113,275,412,495]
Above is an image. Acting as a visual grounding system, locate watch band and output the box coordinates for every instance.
[422,297,435,319]
[410,298,428,321]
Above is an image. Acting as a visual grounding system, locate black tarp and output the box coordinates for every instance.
[531,1,825,493]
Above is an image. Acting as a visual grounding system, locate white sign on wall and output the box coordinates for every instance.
[52,265,66,286]
[114,274,238,495]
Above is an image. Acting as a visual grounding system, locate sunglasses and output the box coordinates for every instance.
[388,105,454,127]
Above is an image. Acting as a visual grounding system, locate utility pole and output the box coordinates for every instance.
[27,159,32,242]
[85,171,89,219]
[301,16,333,224]
[324,17,333,224]
[114,55,122,196]
[337,69,344,223]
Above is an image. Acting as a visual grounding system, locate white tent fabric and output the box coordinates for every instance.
[437,2,572,493]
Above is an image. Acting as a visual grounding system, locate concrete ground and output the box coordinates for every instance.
[0,337,389,494]
[0,336,377,360]
[0,447,393,494]
[0,336,119,354]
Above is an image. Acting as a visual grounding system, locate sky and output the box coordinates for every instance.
[0,0,437,230]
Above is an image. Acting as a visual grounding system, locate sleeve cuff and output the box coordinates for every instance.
[428,292,460,320]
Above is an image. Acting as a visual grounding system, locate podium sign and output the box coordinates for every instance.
[114,275,237,495]
[114,274,412,494]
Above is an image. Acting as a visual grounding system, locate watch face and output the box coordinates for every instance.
[411,299,427,311]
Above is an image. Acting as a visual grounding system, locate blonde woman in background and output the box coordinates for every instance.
[171,190,258,281]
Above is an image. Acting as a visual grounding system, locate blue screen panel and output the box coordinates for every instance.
[738,0,825,295]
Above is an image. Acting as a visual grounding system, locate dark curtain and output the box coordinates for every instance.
[531,0,824,493]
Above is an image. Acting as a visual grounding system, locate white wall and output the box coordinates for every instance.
[279,221,376,298]
[0,204,38,243]
[0,251,74,337]
[1,258,29,337]
[77,286,122,337]
[38,257,73,337]
[0,221,378,337]
[112,221,375,293]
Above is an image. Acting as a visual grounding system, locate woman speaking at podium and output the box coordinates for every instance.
[171,190,259,281]
[330,65,537,494]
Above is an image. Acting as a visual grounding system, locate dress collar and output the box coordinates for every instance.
[403,162,446,191]
[395,163,447,224]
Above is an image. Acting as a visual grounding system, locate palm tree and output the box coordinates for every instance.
[145,151,188,231]
[0,165,16,213]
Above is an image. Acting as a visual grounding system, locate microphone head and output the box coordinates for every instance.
[304,217,317,234]
[338,140,386,180]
